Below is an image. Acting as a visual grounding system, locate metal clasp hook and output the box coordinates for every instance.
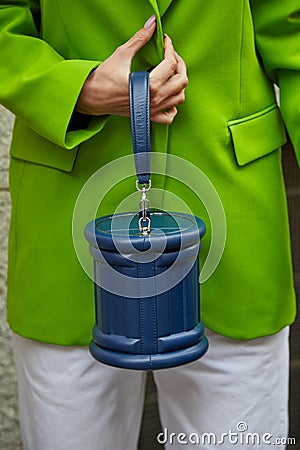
[136,180,151,235]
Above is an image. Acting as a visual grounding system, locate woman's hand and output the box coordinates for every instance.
[76,16,188,125]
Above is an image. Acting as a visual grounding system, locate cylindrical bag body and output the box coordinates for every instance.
[84,72,208,370]
[85,210,207,370]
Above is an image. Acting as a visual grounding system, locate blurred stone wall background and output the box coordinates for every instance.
[0,105,23,449]
[0,104,299,449]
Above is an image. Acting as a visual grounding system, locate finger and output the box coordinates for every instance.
[150,106,178,125]
[151,90,185,114]
[149,70,188,113]
[164,34,176,63]
[174,51,188,78]
[149,35,177,88]
[150,57,178,93]
[117,15,156,60]
[152,72,188,104]
[150,51,188,107]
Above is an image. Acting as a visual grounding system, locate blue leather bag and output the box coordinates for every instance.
[84,71,208,370]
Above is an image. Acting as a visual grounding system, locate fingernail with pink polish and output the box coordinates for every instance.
[144,15,156,29]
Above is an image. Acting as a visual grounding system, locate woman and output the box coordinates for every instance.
[0,1,298,449]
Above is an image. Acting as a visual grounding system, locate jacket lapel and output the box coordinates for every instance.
[146,0,172,59]
[148,0,174,17]
[157,0,174,16]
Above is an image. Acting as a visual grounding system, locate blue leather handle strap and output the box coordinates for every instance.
[129,71,151,185]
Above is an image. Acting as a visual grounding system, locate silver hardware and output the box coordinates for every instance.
[136,179,151,234]
[138,216,151,235]
[136,179,151,192]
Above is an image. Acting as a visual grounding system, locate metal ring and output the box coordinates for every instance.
[136,179,151,192]
[138,215,151,233]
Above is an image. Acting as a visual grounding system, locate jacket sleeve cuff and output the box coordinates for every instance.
[8,58,109,149]
[36,59,110,149]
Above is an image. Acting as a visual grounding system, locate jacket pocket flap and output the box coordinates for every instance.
[228,105,286,166]
[10,120,78,172]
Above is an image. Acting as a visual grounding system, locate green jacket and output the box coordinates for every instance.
[0,0,298,345]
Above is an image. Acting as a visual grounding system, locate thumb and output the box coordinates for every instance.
[119,15,156,60]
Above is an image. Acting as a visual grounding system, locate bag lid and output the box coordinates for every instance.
[84,211,206,253]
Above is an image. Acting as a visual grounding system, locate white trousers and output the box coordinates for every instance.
[12,327,290,450]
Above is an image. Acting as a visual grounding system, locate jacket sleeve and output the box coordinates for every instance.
[0,0,108,149]
[250,0,300,166]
